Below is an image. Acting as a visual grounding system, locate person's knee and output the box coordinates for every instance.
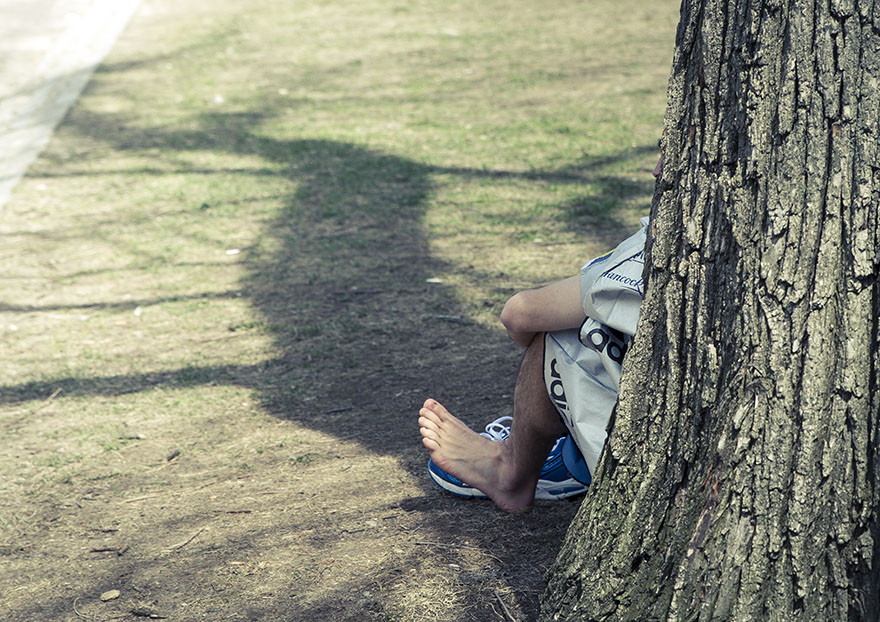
[500,292,532,335]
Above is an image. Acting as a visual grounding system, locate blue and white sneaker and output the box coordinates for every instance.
[534,436,591,500]
[426,459,490,498]
[426,416,590,501]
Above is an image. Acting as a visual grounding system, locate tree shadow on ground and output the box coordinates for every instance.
[2,84,655,621]
[2,104,652,459]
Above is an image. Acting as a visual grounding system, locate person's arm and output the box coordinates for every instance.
[500,275,586,347]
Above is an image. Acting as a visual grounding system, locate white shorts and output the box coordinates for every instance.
[542,216,648,479]
[543,328,619,477]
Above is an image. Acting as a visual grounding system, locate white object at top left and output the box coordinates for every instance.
[0,0,142,209]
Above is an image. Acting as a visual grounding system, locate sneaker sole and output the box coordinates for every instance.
[534,479,589,500]
[427,460,488,499]
[429,461,586,501]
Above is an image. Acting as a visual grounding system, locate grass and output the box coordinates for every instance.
[0,0,678,620]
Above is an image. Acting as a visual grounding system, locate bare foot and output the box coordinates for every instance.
[418,398,536,512]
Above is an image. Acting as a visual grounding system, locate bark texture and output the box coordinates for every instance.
[542,0,880,620]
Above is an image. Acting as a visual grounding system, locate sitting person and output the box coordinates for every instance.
[418,156,659,512]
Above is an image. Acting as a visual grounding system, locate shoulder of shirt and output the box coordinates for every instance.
[585,249,614,269]
[583,217,649,270]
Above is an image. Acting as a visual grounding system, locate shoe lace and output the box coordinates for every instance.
[479,416,512,441]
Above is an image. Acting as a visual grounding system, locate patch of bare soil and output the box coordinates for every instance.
[2,310,582,621]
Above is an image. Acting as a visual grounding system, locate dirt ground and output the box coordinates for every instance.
[2,322,583,621]
[0,225,583,622]
[0,0,675,620]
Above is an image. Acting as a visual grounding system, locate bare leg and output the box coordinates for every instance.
[418,333,568,512]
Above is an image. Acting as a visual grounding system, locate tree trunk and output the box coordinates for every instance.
[541,0,880,620]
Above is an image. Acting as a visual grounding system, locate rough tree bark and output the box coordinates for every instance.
[541,0,879,620]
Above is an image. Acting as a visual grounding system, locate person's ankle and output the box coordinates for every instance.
[495,453,538,498]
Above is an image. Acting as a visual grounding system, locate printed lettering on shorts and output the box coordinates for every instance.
[599,250,645,296]
[581,325,629,366]
[547,358,569,412]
